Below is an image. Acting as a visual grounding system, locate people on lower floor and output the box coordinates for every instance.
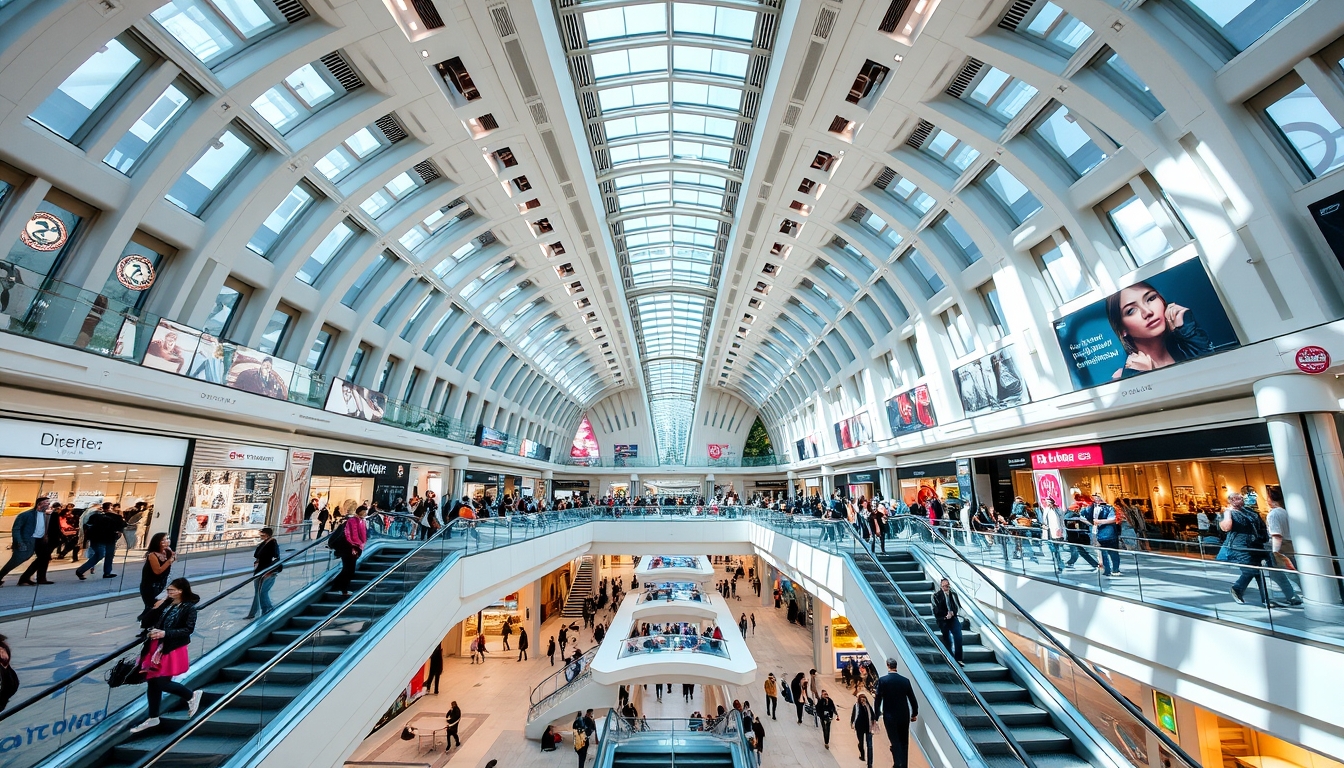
[517,627,529,661]
[790,672,806,723]
[445,701,462,748]
[426,644,442,694]
[763,673,778,719]
[815,690,836,748]
[852,692,877,768]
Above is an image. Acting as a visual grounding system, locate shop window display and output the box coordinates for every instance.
[182,468,276,544]
[460,593,519,653]
[0,459,173,547]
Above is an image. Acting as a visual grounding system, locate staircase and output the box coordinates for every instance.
[561,556,595,618]
[1218,718,1254,768]
[95,547,431,768]
[856,551,1095,768]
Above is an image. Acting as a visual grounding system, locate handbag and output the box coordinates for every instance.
[106,656,147,688]
[804,701,816,716]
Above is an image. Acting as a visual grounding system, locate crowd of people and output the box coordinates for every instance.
[0,498,154,586]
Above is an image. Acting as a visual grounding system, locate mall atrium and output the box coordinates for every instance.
[0,0,1342,767]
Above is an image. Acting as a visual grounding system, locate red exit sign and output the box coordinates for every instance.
[1031,444,1104,470]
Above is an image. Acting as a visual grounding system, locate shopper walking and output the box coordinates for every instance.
[129,578,203,733]
[445,701,462,748]
[426,644,443,694]
[931,579,963,665]
[139,533,175,614]
[1093,500,1123,576]
[501,619,512,651]
[1221,492,1299,605]
[332,507,368,597]
[0,636,17,711]
[763,672,779,719]
[559,625,569,656]
[517,627,529,661]
[548,636,557,666]
[873,658,919,768]
[574,719,590,767]
[790,672,806,723]
[76,502,125,580]
[815,690,836,748]
[12,498,58,586]
[246,528,280,618]
[851,692,878,768]
[1041,498,1066,573]
[751,716,765,766]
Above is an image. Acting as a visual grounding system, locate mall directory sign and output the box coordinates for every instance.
[1051,257,1240,390]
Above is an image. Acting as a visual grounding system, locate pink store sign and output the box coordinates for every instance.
[1030,444,1104,470]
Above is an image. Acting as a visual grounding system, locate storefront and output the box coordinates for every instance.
[0,417,189,548]
[309,452,410,515]
[897,461,960,506]
[552,479,589,501]
[458,592,520,654]
[463,470,502,503]
[835,471,878,501]
[181,441,288,548]
[832,614,870,669]
[409,463,445,501]
[992,424,1276,539]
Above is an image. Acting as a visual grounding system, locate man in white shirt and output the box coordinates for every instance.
[1041,498,1066,574]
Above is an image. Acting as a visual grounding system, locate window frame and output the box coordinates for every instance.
[164,123,262,216]
[28,32,158,145]
[1031,232,1091,305]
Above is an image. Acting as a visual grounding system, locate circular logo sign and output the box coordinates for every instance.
[115,254,156,291]
[1295,345,1331,374]
[20,212,67,252]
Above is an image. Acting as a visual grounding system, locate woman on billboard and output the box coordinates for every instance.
[1107,282,1214,379]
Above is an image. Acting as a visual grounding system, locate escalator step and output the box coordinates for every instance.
[245,644,344,664]
[971,680,1032,702]
[1008,725,1076,752]
[159,706,279,737]
[201,681,309,709]
[218,661,321,685]
[110,733,250,768]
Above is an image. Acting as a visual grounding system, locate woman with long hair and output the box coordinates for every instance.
[139,533,175,613]
[129,577,202,733]
[1106,281,1213,379]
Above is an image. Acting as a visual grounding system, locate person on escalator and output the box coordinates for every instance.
[931,579,963,665]
[332,507,368,597]
[129,578,203,734]
[246,528,280,619]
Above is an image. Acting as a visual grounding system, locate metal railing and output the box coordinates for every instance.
[527,647,598,721]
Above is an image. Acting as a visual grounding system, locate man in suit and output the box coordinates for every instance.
[0,498,51,585]
[873,657,919,768]
[931,579,963,665]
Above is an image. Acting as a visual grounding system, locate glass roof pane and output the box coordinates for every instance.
[672,46,748,78]
[672,112,737,138]
[672,139,731,164]
[605,112,670,138]
[610,139,671,165]
[672,3,756,40]
[591,45,668,79]
[583,4,667,41]
[598,82,669,111]
[672,82,742,110]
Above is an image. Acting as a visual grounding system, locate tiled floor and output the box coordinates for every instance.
[348,556,932,768]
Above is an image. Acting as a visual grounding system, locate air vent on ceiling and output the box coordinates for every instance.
[998,0,1037,30]
[791,41,825,102]
[906,120,934,149]
[272,0,309,24]
[477,231,497,247]
[490,5,516,37]
[529,102,549,126]
[813,8,837,38]
[561,182,576,199]
[783,104,801,128]
[477,113,499,131]
[409,0,445,29]
[945,58,985,99]
[874,167,897,189]
[319,52,365,92]
[878,0,912,34]
[375,114,408,143]
[414,160,440,183]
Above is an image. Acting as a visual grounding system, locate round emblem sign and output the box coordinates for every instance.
[115,254,156,291]
[1295,345,1331,374]
[20,212,67,252]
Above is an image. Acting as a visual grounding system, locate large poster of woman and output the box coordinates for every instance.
[1051,257,1239,390]
[141,319,200,375]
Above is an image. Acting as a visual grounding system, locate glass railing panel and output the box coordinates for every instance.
[618,634,729,658]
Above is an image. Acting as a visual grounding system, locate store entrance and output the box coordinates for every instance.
[310,477,373,519]
[0,457,175,550]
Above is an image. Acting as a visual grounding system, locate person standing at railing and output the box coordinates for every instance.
[873,658,918,768]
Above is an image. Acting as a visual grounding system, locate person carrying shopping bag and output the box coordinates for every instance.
[129,577,203,733]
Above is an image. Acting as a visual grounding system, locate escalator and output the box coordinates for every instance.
[593,711,752,768]
[862,551,1090,768]
[608,747,735,768]
[97,547,426,767]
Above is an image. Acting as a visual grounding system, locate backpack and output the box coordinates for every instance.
[326,521,348,551]
[781,683,794,704]
[573,730,587,751]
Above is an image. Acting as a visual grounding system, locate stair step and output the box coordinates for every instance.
[972,680,1032,703]
[159,706,279,737]
[245,644,344,664]
[201,681,308,709]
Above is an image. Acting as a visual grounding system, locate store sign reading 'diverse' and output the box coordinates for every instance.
[1031,444,1104,470]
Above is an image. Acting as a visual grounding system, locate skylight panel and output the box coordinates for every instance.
[591,46,668,79]
[672,113,737,138]
[671,188,724,208]
[672,140,731,164]
[598,82,669,111]
[672,3,756,39]
[673,171,727,188]
[615,171,672,188]
[605,112,670,138]
[583,4,667,41]
[610,140,671,165]
[672,46,748,78]
[672,82,742,110]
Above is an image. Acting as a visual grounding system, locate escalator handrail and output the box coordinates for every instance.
[826,517,1041,768]
[528,646,599,709]
[907,517,1203,768]
[0,528,341,723]
[126,515,467,768]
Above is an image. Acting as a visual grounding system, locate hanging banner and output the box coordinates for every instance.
[280,449,313,533]
[1032,469,1065,508]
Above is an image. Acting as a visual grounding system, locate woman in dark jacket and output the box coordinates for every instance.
[0,635,18,712]
[129,578,202,733]
[790,672,806,724]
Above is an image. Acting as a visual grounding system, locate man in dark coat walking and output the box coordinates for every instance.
[872,658,919,768]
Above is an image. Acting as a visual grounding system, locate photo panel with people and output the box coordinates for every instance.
[1051,257,1240,390]
[885,383,937,435]
[225,349,294,401]
[141,319,202,375]
[954,345,1030,416]
[323,377,388,423]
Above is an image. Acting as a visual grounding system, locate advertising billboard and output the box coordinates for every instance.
[475,425,508,452]
[953,346,1029,416]
[833,412,873,451]
[1051,257,1239,390]
[324,378,388,423]
[795,434,820,461]
[885,384,936,436]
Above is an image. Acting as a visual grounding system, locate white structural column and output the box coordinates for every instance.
[876,455,896,500]
[821,466,835,499]
[450,455,469,503]
[1254,375,1344,619]
[518,579,542,655]
[811,600,834,676]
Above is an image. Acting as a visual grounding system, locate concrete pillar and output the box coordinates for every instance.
[630,474,639,498]
[812,599,834,676]
[787,470,797,499]
[518,578,542,653]
[876,455,896,501]
[820,466,835,499]
[449,455,469,502]
[705,473,715,501]
[542,469,553,505]
[1254,375,1344,618]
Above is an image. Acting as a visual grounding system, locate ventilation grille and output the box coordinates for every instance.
[477,113,499,131]
[906,119,934,148]
[477,231,497,247]
[814,7,837,38]
[490,5,516,37]
[409,0,445,29]
[849,204,869,222]
[529,102,549,125]
[999,0,1037,30]
[414,160,440,183]
[376,114,408,143]
[878,0,912,33]
[272,0,309,24]
[945,58,985,99]
[874,167,896,189]
[783,104,801,127]
[320,53,365,92]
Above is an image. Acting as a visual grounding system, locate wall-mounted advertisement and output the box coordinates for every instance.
[323,378,388,423]
[571,416,599,465]
[517,438,552,461]
[954,346,1029,416]
[225,351,293,401]
[833,412,873,451]
[795,433,820,461]
[614,444,637,466]
[475,425,508,452]
[885,384,936,436]
[142,320,200,375]
[1051,258,1239,389]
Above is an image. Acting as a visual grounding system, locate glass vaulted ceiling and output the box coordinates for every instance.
[555,0,780,464]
